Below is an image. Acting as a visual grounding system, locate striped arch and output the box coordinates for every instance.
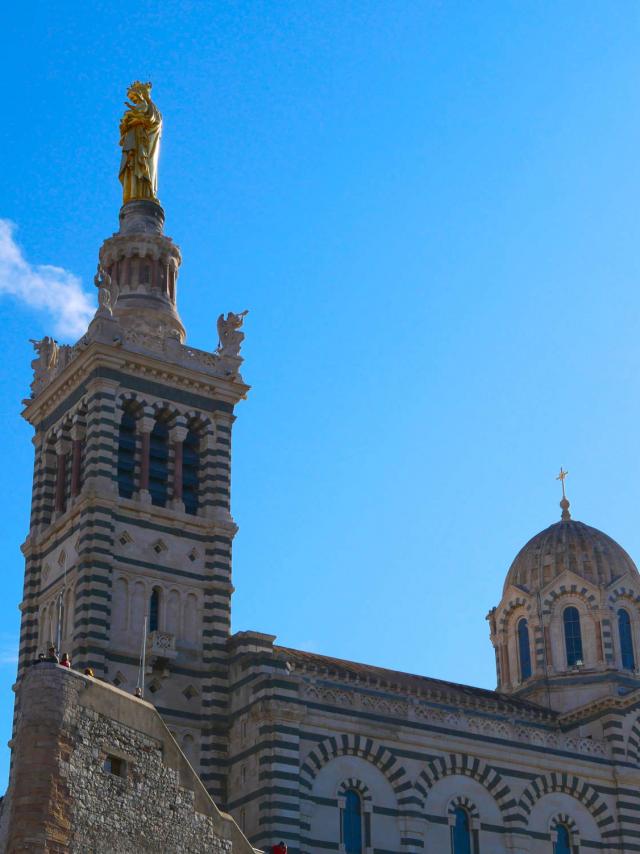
[609,587,640,608]
[542,585,597,617]
[149,400,180,421]
[550,813,580,843]
[183,409,212,431]
[337,778,372,802]
[516,771,614,832]
[448,794,479,820]
[117,391,146,421]
[117,391,146,407]
[626,714,640,765]
[416,753,514,822]
[497,596,533,631]
[300,734,412,804]
[49,395,88,436]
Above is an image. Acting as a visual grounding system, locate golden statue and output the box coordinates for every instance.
[118,81,162,204]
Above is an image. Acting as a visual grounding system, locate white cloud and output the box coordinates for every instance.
[0,219,95,339]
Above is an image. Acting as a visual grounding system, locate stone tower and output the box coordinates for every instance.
[18,192,248,804]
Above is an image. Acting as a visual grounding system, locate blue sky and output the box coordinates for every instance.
[2,2,640,788]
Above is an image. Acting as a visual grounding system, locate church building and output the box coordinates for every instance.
[3,87,640,854]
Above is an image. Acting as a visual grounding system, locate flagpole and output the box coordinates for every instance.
[137,615,148,698]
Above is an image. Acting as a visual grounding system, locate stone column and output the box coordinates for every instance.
[170,417,188,512]
[168,258,177,302]
[69,422,86,500]
[54,437,70,515]
[137,412,155,505]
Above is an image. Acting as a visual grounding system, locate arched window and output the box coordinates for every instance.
[149,419,169,507]
[618,608,635,670]
[342,789,363,854]
[563,606,583,667]
[554,823,572,854]
[451,806,473,854]
[149,588,161,633]
[182,429,200,516]
[518,617,532,680]
[117,410,136,498]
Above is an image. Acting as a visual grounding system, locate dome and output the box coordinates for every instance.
[504,517,639,595]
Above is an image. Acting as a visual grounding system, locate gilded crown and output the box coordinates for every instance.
[128,80,152,95]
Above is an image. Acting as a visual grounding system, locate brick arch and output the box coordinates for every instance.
[299,734,412,804]
[516,771,613,832]
[415,753,515,822]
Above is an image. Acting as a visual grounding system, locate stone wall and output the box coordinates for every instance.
[1,664,258,853]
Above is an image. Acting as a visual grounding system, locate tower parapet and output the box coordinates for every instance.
[99,199,185,342]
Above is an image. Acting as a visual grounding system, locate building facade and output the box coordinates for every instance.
[7,107,640,854]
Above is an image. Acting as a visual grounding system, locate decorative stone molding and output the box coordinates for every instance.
[299,679,609,760]
[147,630,177,661]
[288,659,556,723]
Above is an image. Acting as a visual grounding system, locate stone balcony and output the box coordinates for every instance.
[146,630,177,661]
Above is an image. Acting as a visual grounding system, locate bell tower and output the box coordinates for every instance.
[17,84,249,804]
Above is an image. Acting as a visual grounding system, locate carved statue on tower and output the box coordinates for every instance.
[28,336,59,397]
[216,310,249,358]
[118,81,162,204]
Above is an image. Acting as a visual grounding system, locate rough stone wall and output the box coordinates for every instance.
[3,664,257,854]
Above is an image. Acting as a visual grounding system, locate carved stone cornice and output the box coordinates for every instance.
[299,678,609,759]
[23,340,250,428]
[558,687,640,726]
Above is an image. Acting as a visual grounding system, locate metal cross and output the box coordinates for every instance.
[556,467,569,499]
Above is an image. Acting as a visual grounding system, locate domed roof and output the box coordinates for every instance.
[504,516,638,595]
